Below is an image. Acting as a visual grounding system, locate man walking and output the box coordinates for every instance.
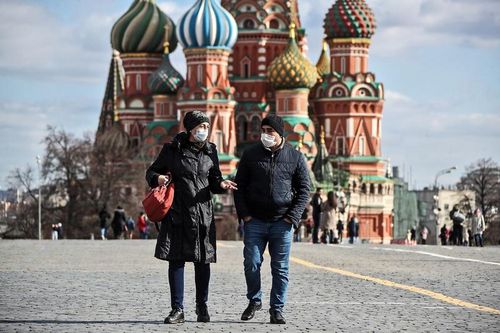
[310,188,323,243]
[234,115,310,324]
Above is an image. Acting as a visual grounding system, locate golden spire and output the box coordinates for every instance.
[114,110,120,122]
[163,25,170,54]
[322,39,328,51]
[298,137,303,149]
[289,22,296,40]
[320,126,326,145]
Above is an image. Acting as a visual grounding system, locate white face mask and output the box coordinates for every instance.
[261,133,276,148]
[193,129,209,142]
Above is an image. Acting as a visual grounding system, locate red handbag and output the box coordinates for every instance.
[142,182,175,222]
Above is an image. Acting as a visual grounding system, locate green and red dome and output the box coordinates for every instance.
[324,0,376,39]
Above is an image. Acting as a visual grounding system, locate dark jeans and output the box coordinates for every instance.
[474,234,484,247]
[168,261,210,309]
[243,218,293,311]
[312,215,320,243]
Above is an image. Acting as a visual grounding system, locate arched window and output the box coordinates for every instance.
[241,58,251,78]
[359,136,365,156]
[269,19,279,29]
[251,116,260,134]
[237,117,248,142]
[136,74,141,91]
[378,184,383,195]
[355,57,361,73]
[361,183,367,194]
[370,184,375,194]
[197,65,202,83]
[243,19,255,29]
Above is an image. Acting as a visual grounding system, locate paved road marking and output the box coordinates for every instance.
[372,247,500,267]
[291,256,500,315]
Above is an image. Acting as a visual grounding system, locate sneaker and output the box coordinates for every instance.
[164,308,184,324]
[269,309,286,324]
[241,301,262,321]
[196,303,210,322]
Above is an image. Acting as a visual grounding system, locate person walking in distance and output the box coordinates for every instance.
[471,208,485,247]
[146,111,237,324]
[99,205,111,240]
[234,115,310,324]
[310,188,323,244]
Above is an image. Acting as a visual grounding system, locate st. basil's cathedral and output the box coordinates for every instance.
[97,0,394,243]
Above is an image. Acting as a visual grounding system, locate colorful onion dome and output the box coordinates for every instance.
[177,0,238,49]
[111,0,178,53]
[323,0,376,39]
[316,40,330,77]
[148,36,185,95]
[268,24,319,90]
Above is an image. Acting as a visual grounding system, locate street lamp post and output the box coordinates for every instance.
[36,156,42,240]
[434,166,457,190]
[433,166,456,244]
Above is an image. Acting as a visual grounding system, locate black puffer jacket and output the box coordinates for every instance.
[233,141,311,227]
[145,132,225,263]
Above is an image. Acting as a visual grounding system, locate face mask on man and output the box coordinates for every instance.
[261,133,276,148]
[193,129,209,142]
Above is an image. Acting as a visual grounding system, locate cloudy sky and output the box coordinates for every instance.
[1,0,499,190]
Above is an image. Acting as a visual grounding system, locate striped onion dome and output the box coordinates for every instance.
[148,42,185,95]
[111,0,178,53]
[324,0,376,39]
[316,40,330,77]
[268,24,319,90]
[177,0,238,49]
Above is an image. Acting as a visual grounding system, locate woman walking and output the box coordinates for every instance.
[146,111,237,324]
[471,208,485,247]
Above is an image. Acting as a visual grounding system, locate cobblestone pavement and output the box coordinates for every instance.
[0,240,499,332]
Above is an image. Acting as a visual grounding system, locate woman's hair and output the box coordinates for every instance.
[327,191,335,206]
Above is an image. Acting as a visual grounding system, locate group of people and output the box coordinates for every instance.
[51,223,63,240]
[146,112,309,325]
[309,188,359,244]
[439,206,486,247]
[99,206,150,240]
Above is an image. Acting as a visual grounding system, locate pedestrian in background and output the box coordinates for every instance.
[471,208,485,247]
[310,188,323,244]
[127,216,135,239]
[336,219,344,244]
[320,191,337,244]
[99,205,111,240]
[450,205,465,245]
[420,225,429,245]
[348,215,358,244]
[410,226,416,245]
[51,224,58,240]
[234,115,310,324]
[439,224,448,245]
[146,110,237,324]
[137,212,148,239]
[111,206,127,239]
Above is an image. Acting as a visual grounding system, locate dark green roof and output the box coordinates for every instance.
[146,120,177,132]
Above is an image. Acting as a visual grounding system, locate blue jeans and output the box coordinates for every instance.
[243,218,293,311]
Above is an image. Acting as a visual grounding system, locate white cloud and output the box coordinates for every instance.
[381,90,500,187]
[0,0,114,83]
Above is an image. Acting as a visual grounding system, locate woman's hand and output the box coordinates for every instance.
[220,180,238,190]
[158,174,171,186]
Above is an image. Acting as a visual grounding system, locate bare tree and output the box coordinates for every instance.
[457,158,500,223]
[457,158,500,244]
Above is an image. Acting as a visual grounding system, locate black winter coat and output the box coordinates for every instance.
[146,133,225,263]
[233,141,310,227]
